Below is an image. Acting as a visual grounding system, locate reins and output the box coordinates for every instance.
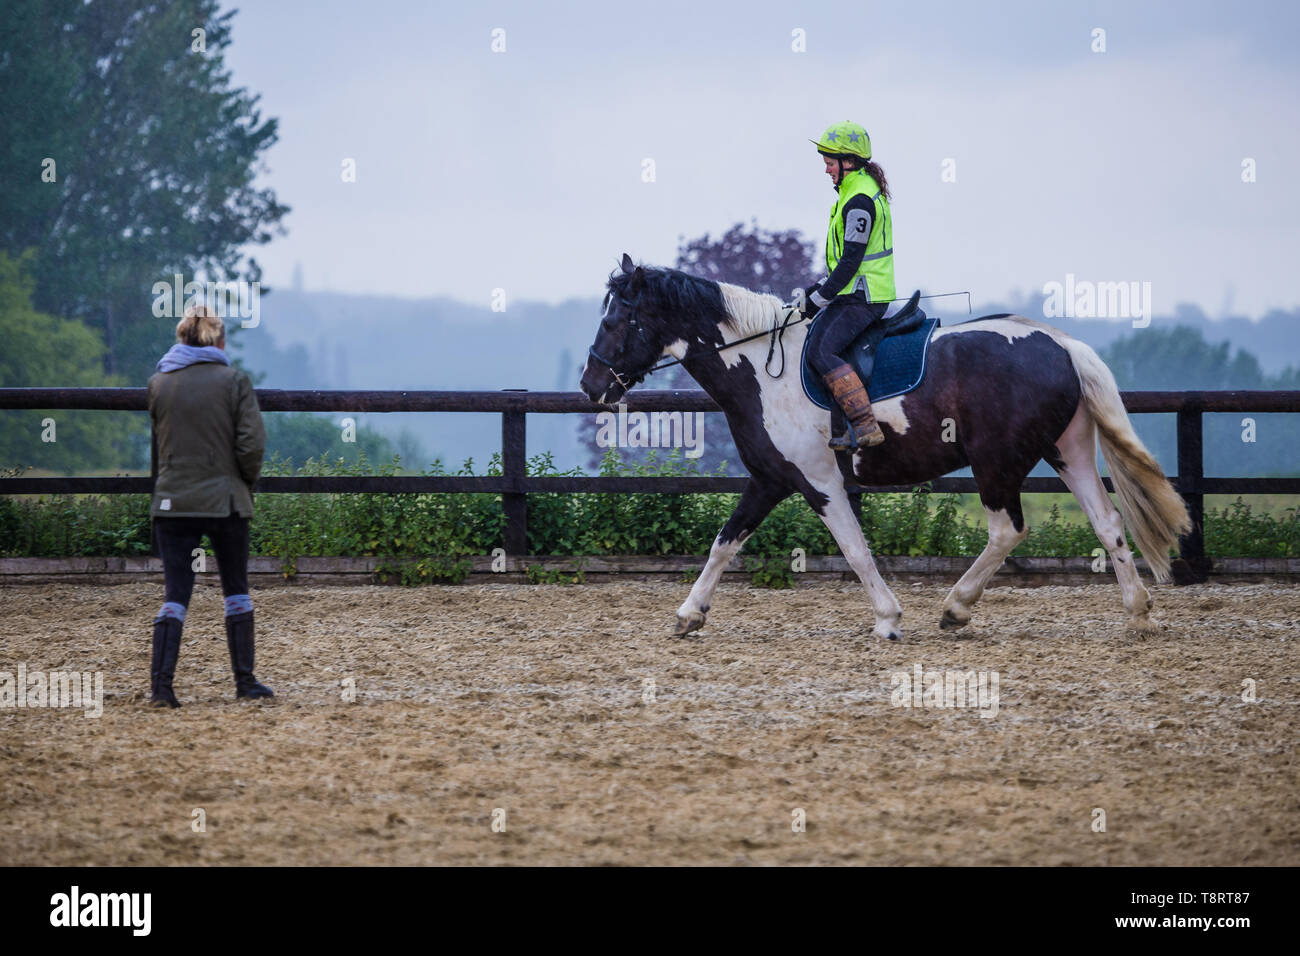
[628,290,971,381]
[633,305,806,379]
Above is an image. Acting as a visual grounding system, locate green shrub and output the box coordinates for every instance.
[744,554,795,589]
[3,453,1297,562]
[1204,497,1300,558]
[525,559,587,585]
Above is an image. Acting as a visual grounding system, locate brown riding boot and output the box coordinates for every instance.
[823,363,884,450]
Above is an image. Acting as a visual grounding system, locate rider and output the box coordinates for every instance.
[799,121,896,450]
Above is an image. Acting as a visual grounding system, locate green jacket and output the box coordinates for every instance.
[148,362,265,518]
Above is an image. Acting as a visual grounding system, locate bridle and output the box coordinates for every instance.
[588,286,807,393]
[586,291,650,392]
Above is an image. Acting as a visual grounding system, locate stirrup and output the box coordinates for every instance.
[828,425,859,452]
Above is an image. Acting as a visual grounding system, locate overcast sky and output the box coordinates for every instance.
[223,0,1300,318]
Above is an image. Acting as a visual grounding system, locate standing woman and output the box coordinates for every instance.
[800,120,897,451]
[147,305,272,707]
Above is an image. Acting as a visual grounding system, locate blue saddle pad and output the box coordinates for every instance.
[801,313,941,409]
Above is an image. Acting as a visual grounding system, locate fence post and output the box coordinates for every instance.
[1173,406,1209,583]
[502,389,527,556]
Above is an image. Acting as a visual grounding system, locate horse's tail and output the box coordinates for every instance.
[1062,337,1191,582]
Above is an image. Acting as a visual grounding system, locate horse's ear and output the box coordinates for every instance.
[620,253,635,274]
[628,265,645,291]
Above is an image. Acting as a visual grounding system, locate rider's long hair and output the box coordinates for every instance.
[857,158,892,202]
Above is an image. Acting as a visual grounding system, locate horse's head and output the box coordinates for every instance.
[580,253,677,405]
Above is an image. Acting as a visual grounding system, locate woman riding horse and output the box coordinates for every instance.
[800,120,894,451]
[582,256,1190,640]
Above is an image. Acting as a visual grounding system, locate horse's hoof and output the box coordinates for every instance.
[872,626,903,642]
[1127,615,1155,634]
[673,613,705,637]
[940,609,970,630]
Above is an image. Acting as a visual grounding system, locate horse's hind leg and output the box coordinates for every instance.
[940,483,1029,630]
[1051,404,1153,629]
[674,479,788,636]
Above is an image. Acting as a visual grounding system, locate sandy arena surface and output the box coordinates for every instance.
[0,579,1296,866]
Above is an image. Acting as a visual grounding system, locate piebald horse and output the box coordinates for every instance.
[580,254,1190,641]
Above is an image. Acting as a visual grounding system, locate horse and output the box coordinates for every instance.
[580,254,1191,641]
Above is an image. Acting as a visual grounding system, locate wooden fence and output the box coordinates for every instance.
[3,387,1299,582]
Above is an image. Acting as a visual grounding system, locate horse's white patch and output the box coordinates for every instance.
[662,337,688,360]
[870,395,909,436]
[756,368,847,490]
[932,316,1047,345]
[717,327,750,370]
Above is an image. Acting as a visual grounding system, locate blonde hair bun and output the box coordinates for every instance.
[176,305,225,347]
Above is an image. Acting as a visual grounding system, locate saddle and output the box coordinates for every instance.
[800,290,941,409]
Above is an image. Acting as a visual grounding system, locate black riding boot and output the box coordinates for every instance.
[150,617,183,708]
[225,611,274,700]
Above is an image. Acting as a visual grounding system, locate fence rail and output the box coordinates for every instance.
[4,387,1300,582]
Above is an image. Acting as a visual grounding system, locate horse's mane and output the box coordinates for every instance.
[606,266,726,326]
[607,265,784,339]
[717,282,786,337]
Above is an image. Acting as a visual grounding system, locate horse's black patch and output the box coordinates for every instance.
[850,326,1080,528]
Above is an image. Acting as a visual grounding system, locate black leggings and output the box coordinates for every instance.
[807,296,889,377]
[154,514,250,615]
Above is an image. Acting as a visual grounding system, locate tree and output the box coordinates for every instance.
[1098,326,1300,477]
[0,0,289,383]
[0,251,137,472]
[675,219,819,298]
[262,414,401,471]
[577,221,817,474]
[1101,326,1270,390]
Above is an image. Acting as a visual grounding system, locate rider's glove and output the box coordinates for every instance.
[797,283,829,318]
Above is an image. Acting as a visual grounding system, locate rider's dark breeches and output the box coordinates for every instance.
[807,295,889,378]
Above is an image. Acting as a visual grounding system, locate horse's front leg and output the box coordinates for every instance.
[674,479,789,636]
[809,485,904,642]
